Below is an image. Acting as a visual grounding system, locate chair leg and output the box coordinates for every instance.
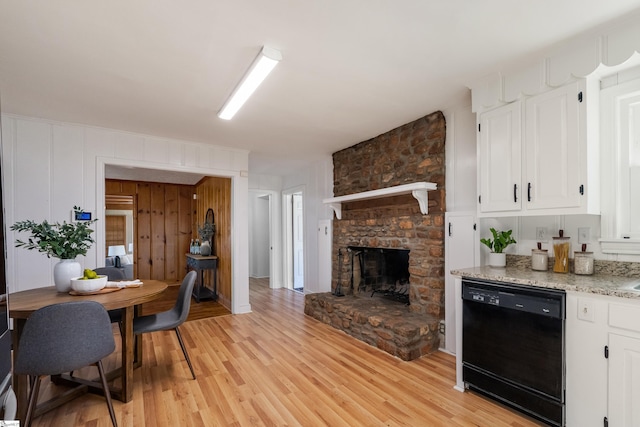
[96,360,118,427]
[174,327,196,379]
[24,375,43,427]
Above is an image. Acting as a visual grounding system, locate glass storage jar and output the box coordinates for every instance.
[531,242,548,271]
[574,244,594,275]
[552,230,570,273]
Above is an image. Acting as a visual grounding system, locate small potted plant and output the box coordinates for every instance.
[11,206,98,292]
[480,228,517,268]
[197,222,215,256]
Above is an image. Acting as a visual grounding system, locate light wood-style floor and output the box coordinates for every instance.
[30,278,542,426]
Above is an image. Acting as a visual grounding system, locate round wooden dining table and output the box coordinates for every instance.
[9,280,168,422]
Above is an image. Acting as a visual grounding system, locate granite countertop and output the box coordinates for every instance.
[451,266,640,299]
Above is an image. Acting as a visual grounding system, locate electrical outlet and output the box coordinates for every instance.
[439,320,445,335]
[578,227,591,244]
[536,227,548,242]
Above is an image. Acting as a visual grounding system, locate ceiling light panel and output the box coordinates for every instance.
[218,46,282,120]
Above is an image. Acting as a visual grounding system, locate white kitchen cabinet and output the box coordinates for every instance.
[608,333,640,427]
[566,292,640,427]
[444,212,478,354]
[478,101,521,214]
[524,83,582,211]
[565,292,608,426]
[477,81,599,217]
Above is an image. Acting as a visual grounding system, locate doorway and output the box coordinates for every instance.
[249,192,271,279]
[105,194,135,277]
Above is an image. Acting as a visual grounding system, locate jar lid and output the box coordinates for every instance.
[532,249,548,253]
[575,251,593,256]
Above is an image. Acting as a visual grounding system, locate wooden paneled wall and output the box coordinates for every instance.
[194,177,232,309]
[136,183,194,282]
[105,179,194,283]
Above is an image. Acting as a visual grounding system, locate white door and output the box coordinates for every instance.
[524,82,581,210]
[292,193,304,290]
[478,101,522,214]
[609,333,640,426]
[444,212,478,353]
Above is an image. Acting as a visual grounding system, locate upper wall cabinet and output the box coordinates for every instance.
[478,101,522,214]
[477,81,600,217]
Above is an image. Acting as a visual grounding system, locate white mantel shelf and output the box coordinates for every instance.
[323,182,437,219]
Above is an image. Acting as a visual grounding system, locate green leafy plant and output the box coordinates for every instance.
[11,206,98,259]
[197,222,215,241]
[480,228,517,253]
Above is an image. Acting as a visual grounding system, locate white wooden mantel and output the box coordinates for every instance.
[323,182,437,219]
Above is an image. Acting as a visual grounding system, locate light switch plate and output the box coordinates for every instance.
[536,227,548,242]
[577,298,595,322]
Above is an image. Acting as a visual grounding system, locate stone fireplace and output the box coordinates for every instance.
[304,111,446,361]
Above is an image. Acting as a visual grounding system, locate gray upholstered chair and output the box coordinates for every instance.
[133,271,197,379]
[14,301,117,427]
[93,267,126,325]
[93,266,126,281]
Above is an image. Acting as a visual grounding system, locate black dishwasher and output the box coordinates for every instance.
[462,278,565,427]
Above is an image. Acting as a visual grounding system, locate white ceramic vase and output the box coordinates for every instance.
[488,252,506,268]
[53,259,82,292]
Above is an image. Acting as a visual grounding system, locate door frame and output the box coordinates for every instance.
[248,190,282,289]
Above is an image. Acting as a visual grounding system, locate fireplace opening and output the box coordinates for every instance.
[347,246,410,304]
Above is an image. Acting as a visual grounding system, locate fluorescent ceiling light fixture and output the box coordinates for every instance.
[218,46,282,120]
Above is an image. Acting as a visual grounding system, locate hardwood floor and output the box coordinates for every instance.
[30,278,542,426]
[140,282,231,321]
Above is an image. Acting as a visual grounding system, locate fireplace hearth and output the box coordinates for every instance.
[304,291,440,361]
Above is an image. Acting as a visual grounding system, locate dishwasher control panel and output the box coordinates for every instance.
[467,288,500,306]
[462,280,565,319]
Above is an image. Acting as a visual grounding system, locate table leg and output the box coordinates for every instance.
[133,305,142,368]
[192,268,202,302]
[121,306,134,402]
[13,319,27,422]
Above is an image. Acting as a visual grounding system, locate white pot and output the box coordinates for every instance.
[53,259,82,292]
[488,252,506,268]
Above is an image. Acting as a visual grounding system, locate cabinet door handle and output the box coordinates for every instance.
[527,182,532,202]
[448,222,452,237]
[513,184,518,203]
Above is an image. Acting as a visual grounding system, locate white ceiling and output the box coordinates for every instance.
[1,1,640,178]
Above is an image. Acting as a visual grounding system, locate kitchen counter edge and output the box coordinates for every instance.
[451,266,640,299]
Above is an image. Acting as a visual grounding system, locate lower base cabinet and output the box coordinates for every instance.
[566,292,640,426]
[608,333,640,426]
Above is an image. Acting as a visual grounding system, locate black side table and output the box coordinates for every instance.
[185,254,218,302]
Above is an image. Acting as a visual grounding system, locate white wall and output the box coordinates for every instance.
[2,114,252,314]
[469,10,640,114]
[281,157,333,294]
[477,215,611,264]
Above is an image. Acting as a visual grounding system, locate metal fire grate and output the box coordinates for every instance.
[347,246,410,305]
